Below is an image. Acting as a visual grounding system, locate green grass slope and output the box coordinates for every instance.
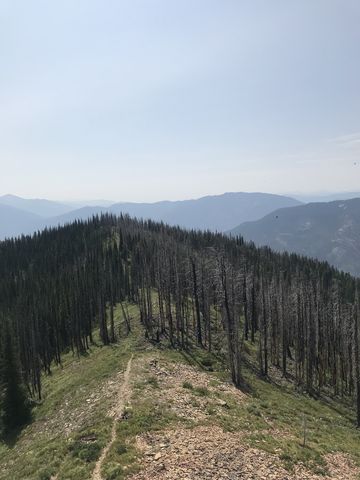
[1,304,359,480]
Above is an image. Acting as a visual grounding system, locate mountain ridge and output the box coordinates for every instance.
[0,194,73,217]
[230,197,360,276]
[0,204,44,240]
[0,192,302,239]
[65,192,303,232]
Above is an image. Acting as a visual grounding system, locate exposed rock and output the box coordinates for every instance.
[129,357,360,480]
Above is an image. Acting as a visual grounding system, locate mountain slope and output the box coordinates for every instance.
[0,194,72,217]
[1,306,359,480]
[0,192,301,241]
[293,192,360,203]
[110,192,302,231]
[0,204,44,239]
[230,198,360,276]
[47,206,108,227]
[1,215,360,478]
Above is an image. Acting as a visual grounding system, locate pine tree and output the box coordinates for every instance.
[0,326,31,435]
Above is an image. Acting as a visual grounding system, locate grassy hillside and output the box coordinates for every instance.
[0,304,139,480]
[1,304,359,480]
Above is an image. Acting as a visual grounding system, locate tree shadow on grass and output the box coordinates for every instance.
[1,414,32,448]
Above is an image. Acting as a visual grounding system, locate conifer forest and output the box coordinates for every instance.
[1,214,359,436]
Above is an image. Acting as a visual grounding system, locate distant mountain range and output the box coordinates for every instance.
[108,193,302,232]
[2,192,360,276]
[230,198,360,276]
[0,194,73,217]
[0,204,44,239]
[292,192,360,203]
[0,192,301,238]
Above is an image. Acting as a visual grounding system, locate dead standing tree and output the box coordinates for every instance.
[216,254,243,388]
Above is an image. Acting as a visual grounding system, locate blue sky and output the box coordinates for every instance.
[1,0,360,201]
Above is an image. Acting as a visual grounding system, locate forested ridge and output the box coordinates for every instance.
[0,214,359,436]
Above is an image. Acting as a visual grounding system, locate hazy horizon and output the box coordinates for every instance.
[2,189,360,205]
[1,1,360,201]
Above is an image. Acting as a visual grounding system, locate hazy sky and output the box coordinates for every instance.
[1,1,360,201]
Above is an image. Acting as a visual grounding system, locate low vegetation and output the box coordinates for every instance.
[0,304,359,479]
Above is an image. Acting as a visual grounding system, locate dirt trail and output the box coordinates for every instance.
[91,355,133,480]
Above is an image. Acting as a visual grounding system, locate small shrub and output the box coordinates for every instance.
[206,406,216,416]
[69,440,102,462]
[147,376,159,388]
[280,452,292,462]
[116,443,128,455]
[247,404,261,417]
[104,462,123,480]
[182,381,193,390]
[194,386,210,397]
[37,468,55,480]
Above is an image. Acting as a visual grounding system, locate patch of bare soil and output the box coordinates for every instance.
[129,358,360,480]
[324,453,360,480]
[131,425,359,480]
[146,358,245,421]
